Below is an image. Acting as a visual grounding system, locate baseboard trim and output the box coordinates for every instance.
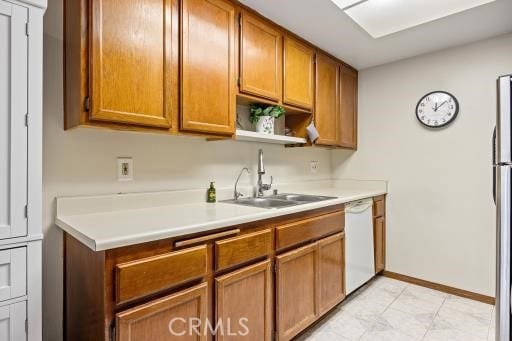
[381,270,495,305]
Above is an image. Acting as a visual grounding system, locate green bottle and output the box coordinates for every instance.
[207,182,216,203]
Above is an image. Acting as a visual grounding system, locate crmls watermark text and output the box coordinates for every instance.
[169,318,250,336]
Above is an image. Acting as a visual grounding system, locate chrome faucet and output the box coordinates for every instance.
[234,167,250,200]
[257,149,273,197]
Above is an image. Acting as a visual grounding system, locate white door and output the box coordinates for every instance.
[0,1,28,239]
[0,301,26,341]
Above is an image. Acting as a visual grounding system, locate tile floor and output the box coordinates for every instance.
[297,276,495,341]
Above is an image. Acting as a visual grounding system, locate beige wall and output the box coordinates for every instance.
[42,0,331,339]
[332,33,512,297]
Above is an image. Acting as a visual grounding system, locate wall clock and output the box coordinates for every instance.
[416,91,459,128]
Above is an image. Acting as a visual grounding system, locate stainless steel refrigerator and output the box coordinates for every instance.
[495,74,512,341]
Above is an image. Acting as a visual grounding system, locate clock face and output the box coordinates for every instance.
[416,91,459,128]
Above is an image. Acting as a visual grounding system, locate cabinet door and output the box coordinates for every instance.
[276,243,317,341]
[216,260,272,341]
[90,0,177,128]
[318,233,345,315]
[0,247,26,302]
[339,66,358,149]
[181,0,236,135]
[116,282,209,341]
[315,53,340,146]
[240,12,281,101]
[283,37,315,110]
[374,217,385,273]
[0,1,28,240]
[0,301,26,341]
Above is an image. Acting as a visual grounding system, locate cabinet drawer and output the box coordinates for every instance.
[115,245,208,304]
[215,229,272,270]
[276,211,344,251]
[374,197,385,217]
[0,247,26,302]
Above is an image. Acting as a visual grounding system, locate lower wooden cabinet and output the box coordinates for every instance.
[64,205,350,341]
[116,282,209,341]
[373,195,386,274]
[318,233,345,315]
[374,216,385,273]
[276,232,345,341]
[216,260,273,341]
[276,243,318,341]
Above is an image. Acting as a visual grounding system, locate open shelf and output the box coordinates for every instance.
[235,130,307,145]
[236,94,312,115]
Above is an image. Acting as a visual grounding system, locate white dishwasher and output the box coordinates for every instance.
[345,198,375,295]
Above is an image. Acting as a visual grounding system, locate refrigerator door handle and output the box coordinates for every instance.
[496,165,511,341]
[494,127,497,204]
[497,76,512,163]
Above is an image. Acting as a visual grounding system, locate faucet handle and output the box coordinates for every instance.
[262,176,273,191]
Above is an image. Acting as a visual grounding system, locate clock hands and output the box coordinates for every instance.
[436,101,448,111]
[432,100,448,112]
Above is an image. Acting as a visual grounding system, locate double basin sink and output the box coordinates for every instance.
[222,194,337,209]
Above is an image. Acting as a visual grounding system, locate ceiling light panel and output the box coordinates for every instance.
[330,0,365,10]
[344,0,497,38]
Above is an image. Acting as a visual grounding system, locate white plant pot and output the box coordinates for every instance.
[255,116,275,135]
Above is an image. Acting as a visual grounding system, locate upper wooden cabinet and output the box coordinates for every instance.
[283,37,315,110]
[89,0,178,128]
[64,0,357,143]
[181,0,236,135]
[339,65,358,149]
[315,53,340,146]
[239,11,282,102]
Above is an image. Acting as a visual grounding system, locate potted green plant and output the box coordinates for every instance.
[249,104,286,135]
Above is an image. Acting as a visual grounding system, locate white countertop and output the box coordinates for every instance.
[55,179,387,251]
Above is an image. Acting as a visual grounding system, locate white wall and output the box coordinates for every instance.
[42,0,331,339]
[332,33,512,297]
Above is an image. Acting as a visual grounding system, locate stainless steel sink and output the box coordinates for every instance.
[222,197,299,208]
[271,194,337,202]
[222,193,337,209]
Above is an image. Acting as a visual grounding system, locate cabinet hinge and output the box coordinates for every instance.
[25,22,30,36]
[110,323,116,341]
[24,205,28,219]
[24,113,29,127]
[25,319,28,333]
[237,77,241,87]
[84,97,90,112]
[238,12,241,27]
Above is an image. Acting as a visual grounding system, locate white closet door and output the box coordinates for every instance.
[0,301,26,341]
[0,1,28,239]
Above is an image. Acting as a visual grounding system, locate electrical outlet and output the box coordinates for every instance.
[117,157,133,181]
[310,161,319,174]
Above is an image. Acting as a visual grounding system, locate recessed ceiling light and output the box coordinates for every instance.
[337,0,497,38]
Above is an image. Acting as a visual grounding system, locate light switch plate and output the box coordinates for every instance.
[310,161,319,174]
[117,157,133,181]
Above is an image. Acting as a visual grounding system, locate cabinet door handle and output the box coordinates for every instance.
[174,229,241,248]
